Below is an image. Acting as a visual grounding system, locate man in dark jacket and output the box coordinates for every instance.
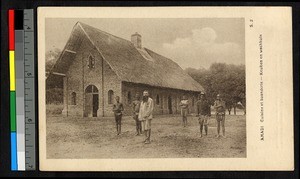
[196,93,211,137]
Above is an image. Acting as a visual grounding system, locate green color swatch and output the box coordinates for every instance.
[10,91,16,132]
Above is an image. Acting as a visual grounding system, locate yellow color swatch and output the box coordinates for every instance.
[9,50,15,91]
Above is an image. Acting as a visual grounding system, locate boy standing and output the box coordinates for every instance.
[179,95,189,127]
[132,93,142,135]
[196,93,211,137]
[214,94,226,138]
[113,96,124,135]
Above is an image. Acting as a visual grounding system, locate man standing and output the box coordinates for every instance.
[214,94,226,138]
[112,96,124,135]
[132,93,142,136]
[138,90,154,144]
[179,95,189,127]
[196,93,211,137]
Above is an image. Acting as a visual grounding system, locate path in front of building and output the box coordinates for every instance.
[46,114,246,159]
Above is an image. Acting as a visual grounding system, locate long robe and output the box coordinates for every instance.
[138,97,154,121]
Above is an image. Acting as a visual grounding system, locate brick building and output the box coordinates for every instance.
[47,22,204,117]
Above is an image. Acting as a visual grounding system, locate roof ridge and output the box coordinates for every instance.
[144,48,183,69]
[77,21,159,64]
[77,21,133,45]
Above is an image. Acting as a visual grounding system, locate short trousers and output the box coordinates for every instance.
[181,109,188,117]
[216,114,225,122]
[198,115,209,125]
[115,115,122,125]
[133,114,139,121]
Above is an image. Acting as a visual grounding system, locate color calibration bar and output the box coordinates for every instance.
[9,9,18,171]
[9,9,36,171]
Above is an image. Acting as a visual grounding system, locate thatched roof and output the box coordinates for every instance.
[50,22,204,92]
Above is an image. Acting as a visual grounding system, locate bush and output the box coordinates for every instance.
[46,104,63,116]
[46,88,63,104]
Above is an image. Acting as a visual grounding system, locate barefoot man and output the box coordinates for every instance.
[179,95,189,127]
[138,90,154,144]
[132,93,142,135]
[112,96,124,135]
[196,93,211,137]
[214,94,226,138]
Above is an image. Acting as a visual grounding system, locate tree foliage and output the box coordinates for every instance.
[46,88,63,104]
[185,63,245,114]
[46,48,61,72]
[46,48,63,104]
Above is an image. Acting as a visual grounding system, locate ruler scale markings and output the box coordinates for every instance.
[24,9,36,171]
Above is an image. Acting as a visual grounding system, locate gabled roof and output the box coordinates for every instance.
[50,22,204,92]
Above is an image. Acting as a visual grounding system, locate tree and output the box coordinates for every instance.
[185,63,245,115]
[46,48,61,72]
[46,48,63,104]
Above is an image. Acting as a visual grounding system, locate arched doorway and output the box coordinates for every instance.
[168,96,173,114]
[84,85,99,117]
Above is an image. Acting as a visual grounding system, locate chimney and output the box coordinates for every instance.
[131,32,142,49]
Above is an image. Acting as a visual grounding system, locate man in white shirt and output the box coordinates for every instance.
[138,90,154,144]
[214,94,226,138]
[179,95,189,127]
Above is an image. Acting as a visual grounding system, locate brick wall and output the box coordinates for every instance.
[64,36,121,117]
[121,82,200,116]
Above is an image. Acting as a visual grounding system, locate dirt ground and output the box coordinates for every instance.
[46,114,246,159]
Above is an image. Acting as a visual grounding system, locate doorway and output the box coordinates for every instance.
[84,85,99,117]
[168,96,173,114]
[92,94,99,117]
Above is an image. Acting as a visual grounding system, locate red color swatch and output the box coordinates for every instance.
[9,9,15,50]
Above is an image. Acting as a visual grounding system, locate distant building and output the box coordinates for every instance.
[47,22,204,117]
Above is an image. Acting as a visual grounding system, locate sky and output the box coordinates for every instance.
[45,18,245,69]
